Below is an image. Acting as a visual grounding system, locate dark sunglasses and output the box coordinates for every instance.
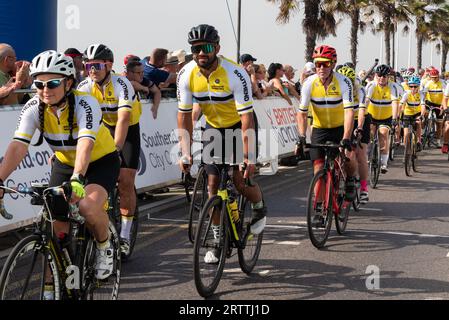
[85,62,107,71]
[409,85,419,88]
[34,78,64,90]
[191,43,215,54]
[314,61,333,69]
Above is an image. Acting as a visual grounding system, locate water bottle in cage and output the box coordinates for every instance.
[228,197,240,223]
[69,203,85,223]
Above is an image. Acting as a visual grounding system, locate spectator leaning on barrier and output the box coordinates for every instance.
[0,43,32,105]
[161,52,179,98]
[64,48,86,84]
[125,60,161,119]
[282,64,301,101]
[268,62,293,105]
[240,54,263,99]
[300,61,315,85]
[141,48,176,88]
[254,64,274,97]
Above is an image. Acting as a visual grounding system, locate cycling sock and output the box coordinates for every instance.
[360,180,368,192]
[120,215,134,240]
[381,154,389,166]
[96,236,110,250]
[251,200,264,210]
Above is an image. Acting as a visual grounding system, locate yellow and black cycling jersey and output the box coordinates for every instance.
[422,79,446,105]
[365,81,400,120]
[298,72,354,129]
[77,74,141,127]
[401,81,410,93]
[444,82,449,98]
[400,91,425,116]
[13,91,116,167]
[177,56,254,128]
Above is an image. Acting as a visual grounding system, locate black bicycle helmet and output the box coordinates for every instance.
[374,64,391,77]
[343,62,355,69]
[188,24,220,44]
[84,44,114,62]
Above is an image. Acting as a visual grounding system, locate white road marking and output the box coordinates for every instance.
[446,252,449,257]
[277,241,301,246]
[359,207,383,212]
[258,270,270,276]
[148,217,190,223]
[224,268,243,273]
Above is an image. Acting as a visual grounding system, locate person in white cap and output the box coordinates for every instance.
[300,61,316,84]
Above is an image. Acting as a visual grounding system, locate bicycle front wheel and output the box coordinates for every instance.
[306,169,333,249]
[369,140,381,188]
[412,134,418,172]
[237,196,263,274]
[188,166,208,244]
[404,133,413,177]
[0,234,61,300]
[193,195,228,298]
[352,179,361,212]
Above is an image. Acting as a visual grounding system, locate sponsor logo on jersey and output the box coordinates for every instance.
[233,70,250,101]
[79,99,93,129]
[117,78,129,100]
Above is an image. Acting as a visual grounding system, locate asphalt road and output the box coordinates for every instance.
[117,147,449,300]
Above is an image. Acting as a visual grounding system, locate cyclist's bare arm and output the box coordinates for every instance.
[343,108,355,140]
[241,112,256,165]
[115,109,131,150]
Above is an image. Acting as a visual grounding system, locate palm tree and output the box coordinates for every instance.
[322,0,370,68]
[268,0,337,62]
[362,0,412,66]
[430,4,449,72]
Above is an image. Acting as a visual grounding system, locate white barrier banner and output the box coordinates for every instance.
[0,97,302,234]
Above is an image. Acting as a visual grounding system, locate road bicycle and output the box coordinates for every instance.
[193,163,263,297]
[306,142,351,249]
[0,182,121,300]
[403,116,420,176]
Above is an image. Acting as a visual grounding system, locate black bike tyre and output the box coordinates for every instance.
[369,141,381,188]
[188,166,207,244]
[404,133,413,177]
[306,169,333,249]
[0,234,61,300]
[193,195,228,298]
[237,197,263,274]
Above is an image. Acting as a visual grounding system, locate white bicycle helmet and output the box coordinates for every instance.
[30,50,76,78]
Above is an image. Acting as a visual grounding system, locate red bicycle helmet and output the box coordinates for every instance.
[429,67,439,77]
[312,45,337,61]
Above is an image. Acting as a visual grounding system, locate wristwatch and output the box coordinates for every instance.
[70,173,85,184]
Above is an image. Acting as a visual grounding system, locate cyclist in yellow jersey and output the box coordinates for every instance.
[422,67,446,147]
[337,66,370,204]
[399,75,425,151]
[0,51,120,288]
[365,64,400,173]
[177,25,266,264]
[77,44,140,256]
[401,70,413,93]
[296,45,357,221]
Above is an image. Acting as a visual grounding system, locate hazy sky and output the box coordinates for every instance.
[57,0,443,74]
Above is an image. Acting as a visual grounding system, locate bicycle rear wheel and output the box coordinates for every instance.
[404,133,413,177]
[83,222,121,300]
[369,140,381,188]
[0,234,61,300]
[188,166,208,244]
[352,178,361,212]
[193,195,228,298]
[237,196,263,274]
[335,196,350,235]
[306,169,333,249]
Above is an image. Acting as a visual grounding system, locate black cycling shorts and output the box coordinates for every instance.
[310,126,344,161]
[105,123,141,170]
[371,116,392,128]
[353,114,371,145]
[49,152,120,219]
[425,101,444,120]
[202,122,246,176]
[402,112,421,128]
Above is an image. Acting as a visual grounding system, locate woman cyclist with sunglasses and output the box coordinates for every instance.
[0,51,120,296]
